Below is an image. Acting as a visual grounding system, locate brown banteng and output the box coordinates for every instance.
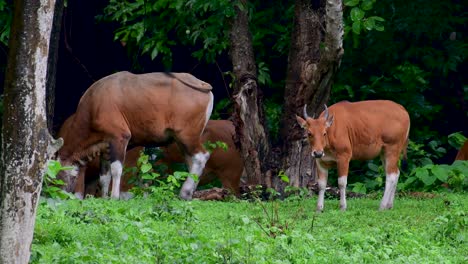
[159,120,243,196]
[81,120,243,198]
[296,100,410,211]
[56,71,214,200]
[455,140,468,161]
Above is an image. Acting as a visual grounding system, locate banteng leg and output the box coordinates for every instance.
[337,158,351,211]
[316,161,329,212]
[74,167,86,200]
[380,148,400,210]
[180,151,210,200]
[99,159,111,198]
[178,136,210,200]
[108,138,129,199]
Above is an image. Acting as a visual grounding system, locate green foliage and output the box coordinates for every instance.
[433,207,466,246]
[344,0,385,43]
[0,0,12,46]
[126,150,193,199]
[448,132,467,150]
[31,193,467,263]
[42,160,75,200]
[203,140,228,154]
[401,160,468,192]
[98,0,238,68]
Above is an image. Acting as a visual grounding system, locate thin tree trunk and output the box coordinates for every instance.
[279,0,344,189]
[0,0,62,262]
[46,0,65,132]
[229,0,270,186]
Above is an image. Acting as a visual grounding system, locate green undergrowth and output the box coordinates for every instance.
[32,193,467,263]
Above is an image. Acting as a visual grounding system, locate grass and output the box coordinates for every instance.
[31,192,467,263]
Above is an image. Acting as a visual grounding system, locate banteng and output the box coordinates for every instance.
[296,100,410,211]
[70,120,243,199]
[455,140,468,161]
[57,71,214,200]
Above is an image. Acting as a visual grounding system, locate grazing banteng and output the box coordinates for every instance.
[57,71,214,200]
[455,140,468,161]
[82,120,243,198]
[296,100,410,211]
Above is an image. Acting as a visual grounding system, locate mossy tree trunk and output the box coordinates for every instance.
[229,0,271,187]
[0,0,62,262]
[277,0,344,190]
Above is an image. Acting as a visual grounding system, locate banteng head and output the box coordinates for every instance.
[296,104,334,158]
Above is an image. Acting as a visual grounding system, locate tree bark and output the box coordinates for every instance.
[46,0,65,132]
[279,0,344,189]
[229,0,270,186]
[0,0,62,263]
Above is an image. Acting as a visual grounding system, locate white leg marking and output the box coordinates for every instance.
[380,171,399,210]
[110,161,123,199]
[99,171,111,198]
[338,176,347,211]
[74,192,84,200]
[316,161,328,212]
[180,152,210,200]
[119,192,134,200]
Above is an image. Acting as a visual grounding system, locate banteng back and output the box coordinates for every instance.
[297,100,410,211]
[57,71,214,200]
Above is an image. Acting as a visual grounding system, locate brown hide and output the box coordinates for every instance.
[83,120,242,197]
[297,100,410,211]
[56,71,213,200]
[159,120,242,195]
[455,140,468,161]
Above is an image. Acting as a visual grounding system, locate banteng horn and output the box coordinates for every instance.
[324,104,329,120]
[303,105,310,119]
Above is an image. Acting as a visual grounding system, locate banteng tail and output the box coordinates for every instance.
[401,137,409,171]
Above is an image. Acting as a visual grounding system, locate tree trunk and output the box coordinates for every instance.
[46,0,65,132]
[0,0,62,263]
[279,0,344,189]
[229,0,270,186]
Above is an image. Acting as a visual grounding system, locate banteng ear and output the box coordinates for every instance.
[296,115,307,128]
[326,115,334,128]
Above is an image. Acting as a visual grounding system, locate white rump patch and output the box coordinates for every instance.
[204,92,214,131]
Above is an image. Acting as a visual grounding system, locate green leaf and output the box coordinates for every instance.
[431,166,448,182]
[361,0,374,10]
[352,21,361,35]
[350,7,365,22]
[140,163,152,173]
[351,182,367,194]
[416,169,436,186]
[368,162,380,172]
[150,47,158,60]
[363,19,375,30]
[344,0,360,7]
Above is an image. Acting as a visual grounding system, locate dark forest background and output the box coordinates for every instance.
[0,0,466,173]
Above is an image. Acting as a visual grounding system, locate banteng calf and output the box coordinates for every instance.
[296,100,410,211]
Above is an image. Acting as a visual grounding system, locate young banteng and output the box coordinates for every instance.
[56,71,214,200]
[296,100,410,211]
